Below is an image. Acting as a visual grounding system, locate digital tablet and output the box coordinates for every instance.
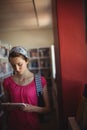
[1,102,26,109]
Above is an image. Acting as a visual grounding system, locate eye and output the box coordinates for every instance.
[18,63,23,67]
[11,63,23,68]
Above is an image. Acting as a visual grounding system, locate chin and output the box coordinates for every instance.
[16,72,23,75]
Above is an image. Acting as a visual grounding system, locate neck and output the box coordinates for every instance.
[15,70,33,79]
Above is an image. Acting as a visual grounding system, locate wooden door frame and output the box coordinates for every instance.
[51,0,66,129]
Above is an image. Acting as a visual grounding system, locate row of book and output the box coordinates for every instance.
[29,59,50,68]
[0,59,12,78]
[28,48,50,58]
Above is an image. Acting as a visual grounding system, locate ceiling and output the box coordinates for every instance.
[0,0,53,32]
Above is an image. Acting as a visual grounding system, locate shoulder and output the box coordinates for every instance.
[34,73,47,87]
[3,76,11,82]
[41,76,47,87]
[3,76,12,88]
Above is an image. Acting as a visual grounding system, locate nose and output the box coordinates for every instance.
[15,65,20,72]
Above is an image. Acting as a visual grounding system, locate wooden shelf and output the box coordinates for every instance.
[0,41,12,98]
[28,47,52,87]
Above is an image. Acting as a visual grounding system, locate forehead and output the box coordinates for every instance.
[9,56,26,64]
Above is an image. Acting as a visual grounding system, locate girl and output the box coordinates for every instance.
[3,46,50,130]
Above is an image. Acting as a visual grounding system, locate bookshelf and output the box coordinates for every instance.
[28,47,52,87]
[0,41,12,96]
[0,40,12,79]
[0,41,12,130]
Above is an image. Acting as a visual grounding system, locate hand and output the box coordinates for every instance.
[19,104,33,112]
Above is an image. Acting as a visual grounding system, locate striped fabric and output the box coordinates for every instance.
[35,73,42,96]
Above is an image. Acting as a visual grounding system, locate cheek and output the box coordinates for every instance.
[22,63,27,69]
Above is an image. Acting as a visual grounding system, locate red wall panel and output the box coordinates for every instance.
[57,0,87,116]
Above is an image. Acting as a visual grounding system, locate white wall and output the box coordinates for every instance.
[0,28,54,49]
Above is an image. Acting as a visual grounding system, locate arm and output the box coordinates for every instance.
[1,80,10,103]
[2,87,10,102]
[21,85,50,113]
[0,87,13,110]
[1,79,10,103]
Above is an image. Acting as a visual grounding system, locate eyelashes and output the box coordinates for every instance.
[11,63,23,69]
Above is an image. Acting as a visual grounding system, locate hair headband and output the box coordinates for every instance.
[9,46,29,58]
